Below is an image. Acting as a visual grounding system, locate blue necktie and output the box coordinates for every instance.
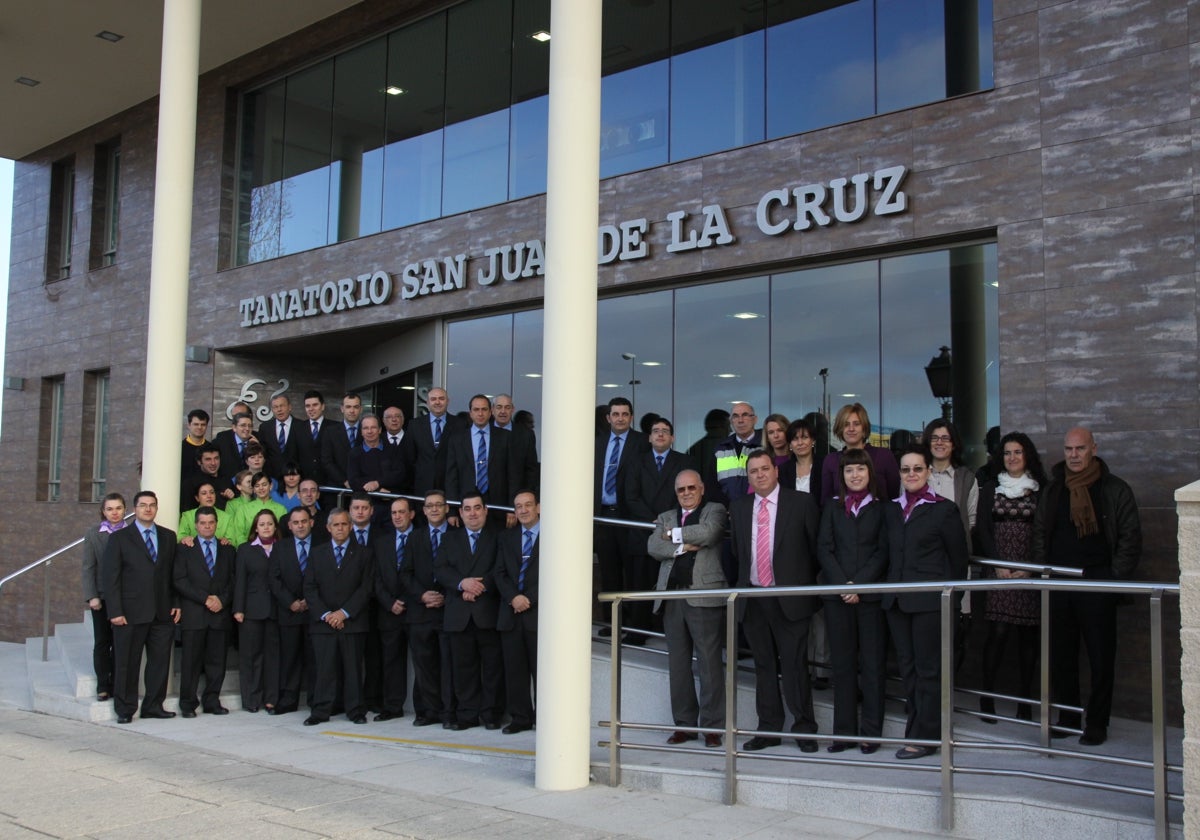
[476,430,489,494]
[656,454,664,472]
[298,539,308,573]
[311,420,318,441]
[469,531,478,553]
[431,528,440,562]
[395,532,407,570]
[604,435,622,501]
[143,529,157,563]
[356,529,368,546]
[278,422,287,448]
[334,544,344,569]
[518,530,533,591]
[434,417,443,446]
[203,541,215,576]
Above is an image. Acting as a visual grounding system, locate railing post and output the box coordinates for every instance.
[1150,589,1167,840]
[940,586,955,832]
[608,597,622,787]
[1040,569,1052,751]
[724,592,738,805]
[41,559,52,662]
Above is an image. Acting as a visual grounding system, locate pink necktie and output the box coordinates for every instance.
[755,497,774,587]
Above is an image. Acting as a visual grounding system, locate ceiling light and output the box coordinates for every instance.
[729,311,762,320]
[600,383,619,388]
[715,373,738,379]
[96,30,124,43]
[523,373,542,378]
[640,361,662,367]
[385,85,405,96]
[531,30,551,42]
[840,393,856,397]
[400,385,415,391]
[15,77,40,87]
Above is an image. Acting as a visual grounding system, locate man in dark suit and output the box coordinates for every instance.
[100,490,180,724]
[382,405,417,491]
[298,479,330,545]
[346,491,386,710]
[181,443,233,512]
[593,396,650,642]
[259,394,301,480]
[321,392,364,497]
[347,414,408,518]
[399,489,453,727]
[295,390,332,487]
[214,412,259,486]
[303,509,373,725]
[173,507,233,717]
[446,395,519,526]
[494,490,540,734]
[373,497,416,721]
[730,449,821,753]
[269,507,316,715]
[434,491,502,730]
[410,387,462,496]
[493,394,539,492]
[626,417,697,522]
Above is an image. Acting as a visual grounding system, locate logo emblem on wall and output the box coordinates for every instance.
[227,378,291,421]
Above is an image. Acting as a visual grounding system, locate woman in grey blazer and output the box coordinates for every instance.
[82,492,126,701]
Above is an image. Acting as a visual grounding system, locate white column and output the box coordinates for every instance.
[1176,479,1200,838]
[535,0,602,791]
[140,0,202,527]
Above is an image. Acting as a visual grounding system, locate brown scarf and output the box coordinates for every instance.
[1064,459,1101,537]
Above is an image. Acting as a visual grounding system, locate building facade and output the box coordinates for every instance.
[2,0,1193,719]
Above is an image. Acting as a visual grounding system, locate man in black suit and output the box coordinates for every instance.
[100,490,181,724]
[269,507,316,715]
[446,395,518,527]
[373,497,417,721]
[493,394,539,492]
[303,509,373,725]
[346,491,386,711]
[173,507,233,717]
[259,394,301,480]
[399,489,453,727]
[494,490,540,734]
[214,412,259,486]
[298,479,330,545]
[730,449,821,753]
[182,444,233,512]
[593,396,650,641]
[410,387,462,495]
[381,405,417,488]
[434,491,503,730]
[347,415,407,517]
[295,390,332,486]
[321,392,364,497]
[626,417,697,522]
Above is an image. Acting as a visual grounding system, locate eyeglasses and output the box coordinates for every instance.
[675,485,701,494]
[651,428,672,435]
[928,434,952,443]
[899,466,927,474]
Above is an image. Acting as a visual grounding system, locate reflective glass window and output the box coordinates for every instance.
[597,291,673,424]
[511,308,546,454]
[237,81,285,263]
[279,64,334,257]
[328,40,387,241]
[446,314,514,412]
[600,0,669,178]
[876,0,945,113]
[509,0,551,199]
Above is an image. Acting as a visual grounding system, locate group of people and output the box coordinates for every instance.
[81,387,1141,757]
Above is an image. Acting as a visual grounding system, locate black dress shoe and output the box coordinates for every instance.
[141,709,176,719]
[502,723,532,735]
[446,719,479,731]
[797,739,819,753]
[666,730,698,745]
[895,745,938,760]
[349,714,368,724]
[598,626,613,637]
[116,715,133,724]
[245,706,260,714]
[860,743,879,755]
[303,716,327,726]
[181,710,198,719]
[206,706,230,715]
[704,734,722,748]
[1079,728,1107,746]
[483,720,502,730]
[374,711,401,722]
[826,741,853,753]
[624,633,649,647]
[742,736,781,751]
[412,716,438,727]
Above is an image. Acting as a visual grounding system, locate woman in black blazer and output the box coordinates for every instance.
[235,509,281,713]
[817,448,890,754]
[884,443,970,759]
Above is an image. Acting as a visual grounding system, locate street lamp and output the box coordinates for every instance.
[924,346,953,422]
[621,352,640,413]
[818,368,830,448]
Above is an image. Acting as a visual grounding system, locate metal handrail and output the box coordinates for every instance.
[598,577,1179,838]
[0,512,136,661]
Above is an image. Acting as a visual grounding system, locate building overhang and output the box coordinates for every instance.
[0,0,361,160]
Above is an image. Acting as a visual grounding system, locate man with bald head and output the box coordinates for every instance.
[1033,426,1141,747]
[709,402,761,506]
[647,470,728,747]
[411,387,463,494]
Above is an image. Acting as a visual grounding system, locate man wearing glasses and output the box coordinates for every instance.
[399,490,454,726]
[647,471,728,748]
[710,402,762,506]
[627,418,697,522]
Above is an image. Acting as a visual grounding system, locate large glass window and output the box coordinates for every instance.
[81,369,110,501]
[444,244,999,468]
[90,140,120,269]
[38,376,66,501]
[46,158,74,282]
[235,0,994,264]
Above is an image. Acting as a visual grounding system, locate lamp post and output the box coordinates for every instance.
[622,352,640,413]
[818,367,830,449]
[924,346,953,422]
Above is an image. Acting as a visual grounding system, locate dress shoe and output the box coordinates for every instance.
[860,743,879,755]
[624,633,649,647]
[598,626,613,638]
[244,706,260,713]
[742,736,781,752]
[797,739,819,753]
[116,715,133,724]
[267,706,291,716]
[374,711,402,722]
[895,745,938,760]
[207,706,230,715]
[141,709,176,719]
[704,734,722,748]
[446,719,478,731]
[181,710,198,719]
[826,741,853,753]
[979,696,997,724]
[349,714,368,725]
[666,730,698,745]
[303,716,327,726]
[483,720,502,730]
[1079,727,1107,746]
[502,723,532,735]
[412,716,438,727]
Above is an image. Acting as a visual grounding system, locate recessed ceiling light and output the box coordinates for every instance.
[840,393,856,397]
[523,373,542,378]
[600,383,619,388]
[640,361,662,367]
[384,85,405,96]
[400,385,416,391]
[729,312,762,320]
[531,30,551,42]
[96,30,124,43]
[15,77,40,87]
[714,373,738,379]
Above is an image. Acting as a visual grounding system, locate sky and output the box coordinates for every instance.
[0,158,11,438]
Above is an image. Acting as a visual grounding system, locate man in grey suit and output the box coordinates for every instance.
[647,470,728,748]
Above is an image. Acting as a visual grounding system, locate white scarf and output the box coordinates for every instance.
[996,471,1039,499]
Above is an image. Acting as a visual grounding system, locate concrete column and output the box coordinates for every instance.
[1176,479,1200,838]
[535,0,602,791]
[948,246,987,470]
[140,0,201,526]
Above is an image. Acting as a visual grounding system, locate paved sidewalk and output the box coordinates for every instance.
[0,707,936,839]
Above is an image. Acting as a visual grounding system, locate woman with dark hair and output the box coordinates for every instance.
[976,432,1048,722]
[763,413,791,467]
[817,448,890,753]
[273,462,304,511]
[922,417,978,544]
[82,492,126,701]
[178,480,231,541]
[819,403,900,507]
[230,472,287,547]
[884,443,969,759]
[779,417,822,497]
[234,509,281,713]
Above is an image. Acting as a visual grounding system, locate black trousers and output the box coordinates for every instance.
[741,598,815,734]
[179,627,228,712]
[379,619,410,715]
[238,617,280,710]
[407,619,446,720]
[824,598,886,738]
[501,612,537,727]
[595,521,654,633]
[276,621,315,709]
[448,618,502,725]
[111,618,174,718]
[887,607,943,741]
[89,602,114,696]
[311,630,366,720]
[1050,590,1118,730]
